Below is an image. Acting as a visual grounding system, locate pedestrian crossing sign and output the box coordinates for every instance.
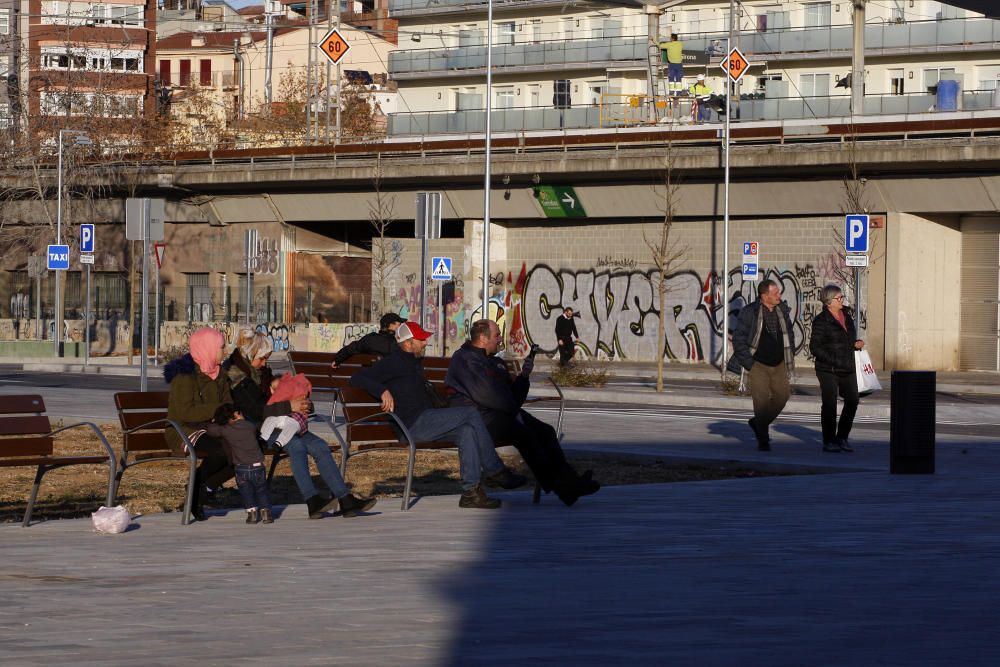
[431,256,452,281]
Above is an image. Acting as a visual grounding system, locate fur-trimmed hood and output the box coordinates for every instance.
[163,353,198,384]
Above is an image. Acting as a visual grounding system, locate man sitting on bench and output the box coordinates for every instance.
[330,312,404,368]
[446,319,600,507]
[350,322,527,509]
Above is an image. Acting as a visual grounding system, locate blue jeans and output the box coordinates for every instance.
[281,431,349,501]
[407,407,505,490]
[235,463,272,511]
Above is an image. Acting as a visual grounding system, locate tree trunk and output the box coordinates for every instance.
[656,283,666,392]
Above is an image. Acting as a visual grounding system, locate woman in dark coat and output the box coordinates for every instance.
[227,332,376,519]
[164,327,235,521]
[809,284,865,453]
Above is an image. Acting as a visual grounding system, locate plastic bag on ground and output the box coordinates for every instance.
[91,505,131,534]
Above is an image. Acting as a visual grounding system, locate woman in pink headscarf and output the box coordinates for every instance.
[165,327,235,521]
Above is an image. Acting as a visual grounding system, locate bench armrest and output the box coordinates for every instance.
[346,410,418,451]
[47,421,117,462]
[122,417,198,463]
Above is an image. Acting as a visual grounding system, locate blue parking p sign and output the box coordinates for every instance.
[845,214,869,253]
[80,224,95,253]
[47,245,70,270]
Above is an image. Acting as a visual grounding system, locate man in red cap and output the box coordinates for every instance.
[350,322,526,508]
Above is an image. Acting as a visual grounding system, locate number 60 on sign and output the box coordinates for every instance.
[318,28,351,65]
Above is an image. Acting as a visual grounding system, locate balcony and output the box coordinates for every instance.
[387,91,1000,136]
[389,18,1000,79]
[389,0,572,18]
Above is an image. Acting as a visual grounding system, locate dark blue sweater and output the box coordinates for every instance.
[349,348,432,427]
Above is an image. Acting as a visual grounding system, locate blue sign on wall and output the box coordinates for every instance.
[47,245,70,270]
[80,224,95,253]
[845,214,870,253]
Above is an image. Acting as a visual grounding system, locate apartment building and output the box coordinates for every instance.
[157,22,395,144]
[26,0,157,129]
[0,0,18,131]
[387,0,997,135]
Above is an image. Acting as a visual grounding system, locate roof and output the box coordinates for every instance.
[236,5,265,15]
[157,31,266,50]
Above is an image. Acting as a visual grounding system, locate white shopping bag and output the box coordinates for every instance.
[92,505,132,534]
[855,349,882,395]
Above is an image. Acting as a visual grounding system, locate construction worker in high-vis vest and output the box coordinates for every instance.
[689,73,712,122]
[658,33,685,95]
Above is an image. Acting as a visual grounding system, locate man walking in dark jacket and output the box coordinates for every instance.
[727,279,796,451]
[350,322,526,508]
[446,319,600,506]
[554,307,579,366]
[331,312,404,367]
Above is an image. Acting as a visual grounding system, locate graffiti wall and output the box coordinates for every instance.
[520,263,848,367]
[307,323,378,352]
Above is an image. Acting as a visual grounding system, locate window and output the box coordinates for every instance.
[494,86,514,109]
[587,80,605,106]
[0,103,10,130]
[179,59,191,87]
[757,6,788,32]
[889,68,905,95]
[685,9,700,35]
[553,79,571,108]
[800,73,830,97]
[200,60,212,86]
[528,84,540,107]
[756,73,783,95]
[159,60,171,86]
[458,24,480,47]
[456,87,481,111]
[977,66,1000,91]
[923,67,955,91]
[803,2,831,28]
[497,21,514,46]
[0,9,10,35]
[530,20,542,44]
[185,273,211,322]
[602,19,622,39]
[563,18,574,41]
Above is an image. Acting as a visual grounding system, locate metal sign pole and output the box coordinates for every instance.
[419,237,428,329]
[721,35,733,379]
[438,282,444,356]
[84,264,91,367]
[154,258,160,366]
[481,0,494,323]
[140,199,150,392]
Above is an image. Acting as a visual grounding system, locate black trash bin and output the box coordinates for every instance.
[890,371,936,474]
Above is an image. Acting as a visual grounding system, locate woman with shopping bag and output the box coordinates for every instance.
[809,284,865,453]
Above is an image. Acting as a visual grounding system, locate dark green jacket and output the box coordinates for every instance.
[164,353,232,453]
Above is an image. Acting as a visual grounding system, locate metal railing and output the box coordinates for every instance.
[389,18,1000,77]
[388,91,1000,136]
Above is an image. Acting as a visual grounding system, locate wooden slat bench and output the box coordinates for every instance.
[0,394,116,527]
[113,391,349,524]
[288,350,378,423]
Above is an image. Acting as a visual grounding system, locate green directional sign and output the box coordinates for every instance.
[534,185,586,218]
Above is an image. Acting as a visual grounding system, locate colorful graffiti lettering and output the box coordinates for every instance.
[522,265,812,367]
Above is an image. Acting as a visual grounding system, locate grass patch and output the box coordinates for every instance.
[549,361,612,388]
[0,423,787,523]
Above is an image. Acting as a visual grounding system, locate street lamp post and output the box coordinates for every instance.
[481,0,494,322]
[54,129,91,357]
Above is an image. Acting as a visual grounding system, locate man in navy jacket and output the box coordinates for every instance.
[446,319,600,506]
[350,322,525,509]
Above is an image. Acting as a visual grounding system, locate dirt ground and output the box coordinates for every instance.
[1,423,788,523]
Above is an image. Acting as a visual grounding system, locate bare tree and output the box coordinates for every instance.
[367,154,400,314]
[644,136,687,392]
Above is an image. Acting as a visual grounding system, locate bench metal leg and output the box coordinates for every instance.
[401,447,416,511]
[22,465,46,527]
[532,482,542,504]
[267,452,283,484]
[182,458,197,526]
[111,461,126,505]
[105,458,117,509]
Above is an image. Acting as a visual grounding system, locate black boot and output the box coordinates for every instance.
[306,494,339,520]
[260,508,274,524]
[189,480,208,522]
[552,465,599,507]
[246,509,259,524]
[338,493,377,517]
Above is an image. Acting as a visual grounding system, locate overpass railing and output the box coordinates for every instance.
[388,91,1000,136]
[389,18,1000,77]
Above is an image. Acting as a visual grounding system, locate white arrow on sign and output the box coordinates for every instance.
[560,193,576,209]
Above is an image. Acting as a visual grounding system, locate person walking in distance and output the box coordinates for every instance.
[809,284,864,453]
[555,307,579,367]
[727,279,796,451]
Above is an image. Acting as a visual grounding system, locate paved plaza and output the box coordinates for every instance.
[3,395,999,666]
